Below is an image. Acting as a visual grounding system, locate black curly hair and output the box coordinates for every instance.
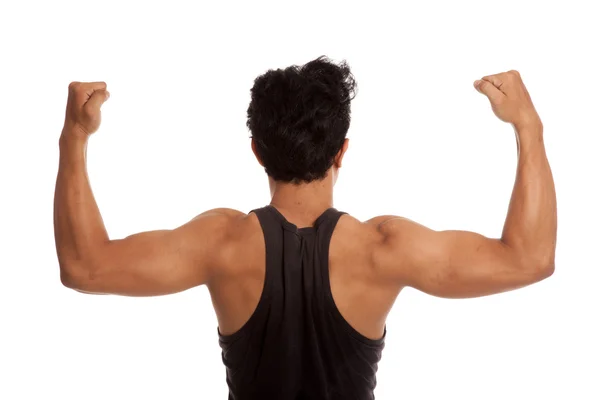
[247,56,356,184]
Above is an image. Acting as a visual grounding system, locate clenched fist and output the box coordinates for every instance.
[63,81,110,139]
[474,70,542,131]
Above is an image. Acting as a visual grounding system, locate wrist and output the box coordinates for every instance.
[59,126,89,163]
[60,124,89,148]
[514,124,545,154]
[61,121,89,139]
[514,117,543,140]
[513,114,543,134]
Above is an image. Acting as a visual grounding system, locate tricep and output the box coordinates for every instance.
[371,217,554,299]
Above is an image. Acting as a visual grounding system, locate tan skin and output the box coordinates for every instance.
[54,71,556,341]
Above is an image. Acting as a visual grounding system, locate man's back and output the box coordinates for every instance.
[211,205,387,399]
[209,206,394,344]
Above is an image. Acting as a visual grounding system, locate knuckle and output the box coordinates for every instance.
[508,70,521,79]
[482,76,495,86]
[68,81,80,91]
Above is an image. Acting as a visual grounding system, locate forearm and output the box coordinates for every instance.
[501,123,557,268]
[54,129,109,278]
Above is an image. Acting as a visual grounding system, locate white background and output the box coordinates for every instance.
[1,0,599,399]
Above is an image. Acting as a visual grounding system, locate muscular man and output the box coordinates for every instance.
[54,56,556,399]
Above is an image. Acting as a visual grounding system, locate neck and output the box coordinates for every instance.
[268,169,335,218]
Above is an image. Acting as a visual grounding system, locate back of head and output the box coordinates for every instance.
[247,56,356,184]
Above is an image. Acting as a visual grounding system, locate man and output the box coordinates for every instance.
[54,56,556,399]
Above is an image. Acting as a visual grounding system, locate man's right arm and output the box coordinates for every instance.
[371,70,556,298]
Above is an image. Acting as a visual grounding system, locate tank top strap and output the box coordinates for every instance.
[246,205,286,303]
[313,208,347,282]
[314,207,347,233]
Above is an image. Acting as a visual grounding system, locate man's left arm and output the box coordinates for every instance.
[54,81,234,296]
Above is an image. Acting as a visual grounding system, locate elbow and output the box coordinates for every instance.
[60,268,75,289]
[59,261,100,292]
[535,261,555,280]
[527,256,555,282]
[60,264,85,290]
[509,253,555,286]
[60,268,85,290]
[510,245,555,283]
[59,258,77,289]
[537,250,556,279]
[544,257,556,277]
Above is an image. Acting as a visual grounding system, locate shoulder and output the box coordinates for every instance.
[362,214,426,246]
[191,207,246,221]
[363,214,416,230]
[334,213,414,240]
[337,213,418,243]
[332,213,413,264]
[187,206,261,260]
[343,214,426,277]
[189,207,248,230]
[182,208,248,253]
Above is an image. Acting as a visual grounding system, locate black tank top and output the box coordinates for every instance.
[218,205,386,399]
